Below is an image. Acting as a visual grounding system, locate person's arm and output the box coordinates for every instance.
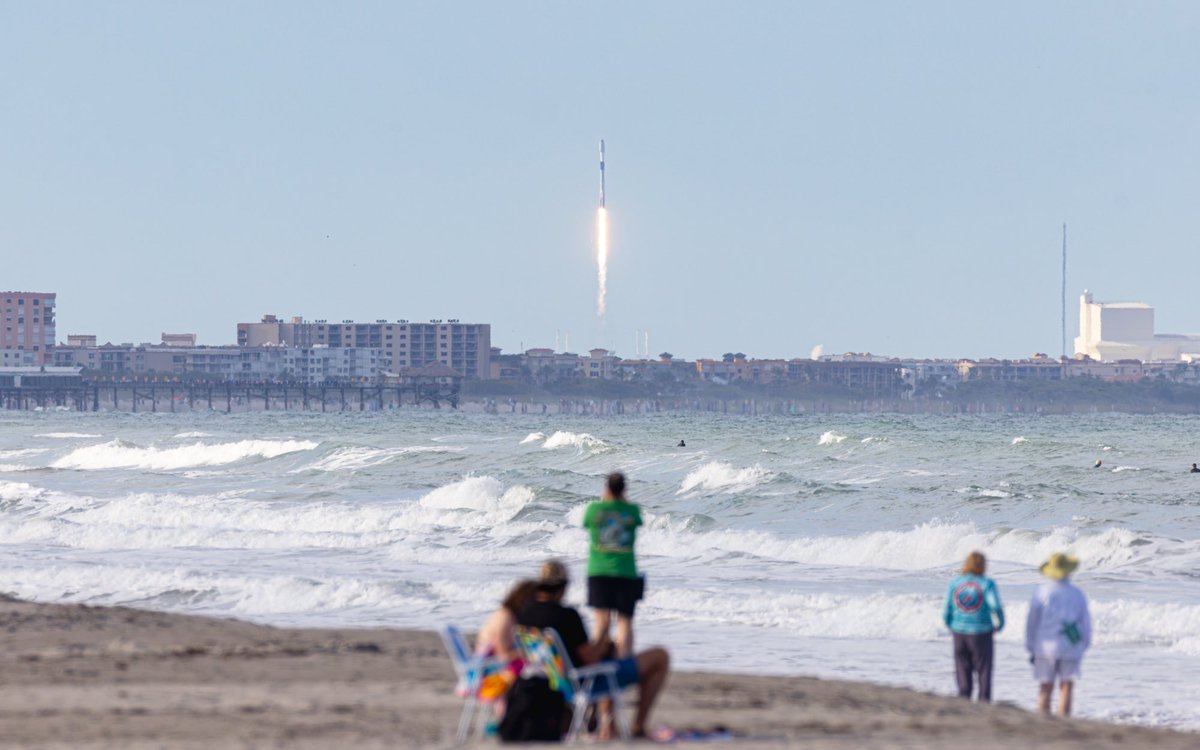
[942,582,955,629]
[1025,591,1042,655]
[1079,593,1093,650]
[987,579,1005,632]
[568,610,609,666]
[582,503,595,530]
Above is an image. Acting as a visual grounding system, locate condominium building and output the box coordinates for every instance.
[53,343,382,384]
[236,316,492,379]
[1,291,56,365]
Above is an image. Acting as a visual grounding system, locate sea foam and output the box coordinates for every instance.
[50,439,318,471]
[818,431,847,445]
[678,462,773,494]
[542,431,605,450]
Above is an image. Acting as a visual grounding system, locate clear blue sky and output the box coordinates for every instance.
[3,2,1199,359]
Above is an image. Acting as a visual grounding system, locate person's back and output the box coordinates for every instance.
[518,597,589,667]
[944,573,1004,634]
[1026,578,1092,660]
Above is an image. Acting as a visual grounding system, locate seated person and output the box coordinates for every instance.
[518,559,669,739]
[477,579,537,661]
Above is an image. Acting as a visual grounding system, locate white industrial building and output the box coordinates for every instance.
[1074,290,1200,362]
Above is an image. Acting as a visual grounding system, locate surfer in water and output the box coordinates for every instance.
[1192,463,1200,473]
[677,440,686,447]
[1093,459,1102,469]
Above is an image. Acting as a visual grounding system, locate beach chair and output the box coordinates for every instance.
[440,624,506,743]
[514,626,632,742]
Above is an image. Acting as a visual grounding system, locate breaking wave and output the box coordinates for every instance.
[818,431,846,445]
[678,462,773,494]
[35,432,101,439]
[640,519,1182,573]
[542,431,606,450]
[520,432,545,445]
[645,588,1200,654]
[298,445,461,473]
[49,439,319,471]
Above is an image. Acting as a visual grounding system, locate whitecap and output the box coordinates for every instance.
[542,431,605,450]
[818,431,846,445]
[520,432,545,445]
[1012,436,1027,445]
[35,432,101,439]
[678,462,773,493]
[50,439,318,471]
[0,448,48,459]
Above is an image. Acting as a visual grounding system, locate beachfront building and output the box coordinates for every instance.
[583,348,618,379]
[957,356,1064,382]
[52,342,383,384]
[1074,290,1200,362]
[1,291,56,365]
[237,316,492,379]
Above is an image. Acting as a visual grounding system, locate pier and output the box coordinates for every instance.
[0,381,461,412]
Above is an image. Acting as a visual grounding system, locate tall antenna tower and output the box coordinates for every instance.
[1061,223,1067,360]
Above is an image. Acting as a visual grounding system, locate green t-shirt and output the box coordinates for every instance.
[583,500,642,578]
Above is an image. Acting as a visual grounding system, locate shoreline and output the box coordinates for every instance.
[0,596,1193,748]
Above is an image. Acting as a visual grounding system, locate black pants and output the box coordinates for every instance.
[953,631,994,702]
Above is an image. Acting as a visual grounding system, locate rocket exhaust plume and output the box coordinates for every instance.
[596,140,608,318]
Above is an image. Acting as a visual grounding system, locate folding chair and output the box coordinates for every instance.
[515,626,632,742]
[440,624,506,743]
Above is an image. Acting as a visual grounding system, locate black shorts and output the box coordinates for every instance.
[587,575,644,617]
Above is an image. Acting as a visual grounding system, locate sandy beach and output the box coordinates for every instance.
[0,595,1190,749]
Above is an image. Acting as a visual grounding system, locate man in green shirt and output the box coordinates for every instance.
[583,472,644,660]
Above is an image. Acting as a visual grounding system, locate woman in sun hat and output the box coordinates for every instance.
[1025,552,1092,717]
[943,551,1005,702]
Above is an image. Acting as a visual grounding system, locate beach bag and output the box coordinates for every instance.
[497,675,565,742]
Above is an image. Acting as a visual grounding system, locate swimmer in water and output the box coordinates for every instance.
[1093,459,1102,469]
[1191,463,1199,473]
[677,440,686,447]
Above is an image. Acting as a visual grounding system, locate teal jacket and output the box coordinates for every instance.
[943,574,1005,634]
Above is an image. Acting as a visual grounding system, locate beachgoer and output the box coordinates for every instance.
[1191,463,1199,473]
[465,580,537,733]
[518,560,669,740]
[584,472,644,660]
[943,551,1005,702]
[1093,459,1102,469]
[477,579,537,661]
[1025,553,1092,717]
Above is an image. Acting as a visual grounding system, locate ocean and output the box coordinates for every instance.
[1,410,1197,728]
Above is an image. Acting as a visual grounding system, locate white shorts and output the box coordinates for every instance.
[1033,657,1081,683]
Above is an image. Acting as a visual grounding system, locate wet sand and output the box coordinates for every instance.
[0,595,1192,748]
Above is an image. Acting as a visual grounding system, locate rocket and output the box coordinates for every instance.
[599,139,606,208]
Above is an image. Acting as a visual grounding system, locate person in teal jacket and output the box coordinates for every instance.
[943,551,1005,702]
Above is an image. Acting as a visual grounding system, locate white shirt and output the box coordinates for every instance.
[1025,579,1092,660]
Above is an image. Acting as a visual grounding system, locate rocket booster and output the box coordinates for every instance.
[599,139,606,208]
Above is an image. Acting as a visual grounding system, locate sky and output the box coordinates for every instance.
[3,2,1200,360]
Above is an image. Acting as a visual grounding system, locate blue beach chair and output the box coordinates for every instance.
[441,624,506,742]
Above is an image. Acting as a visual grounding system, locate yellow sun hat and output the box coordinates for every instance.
[1039,552,1080,580]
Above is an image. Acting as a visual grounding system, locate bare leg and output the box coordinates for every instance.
[1058,681,1074,717]
[615,614,634,659]
[632,648,670,737]
[593,608,612,649]
[1037,683,1054,715]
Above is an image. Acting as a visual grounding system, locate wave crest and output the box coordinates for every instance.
[678,462,773,494]
[50,439,318,471]
[542,431,605,450]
